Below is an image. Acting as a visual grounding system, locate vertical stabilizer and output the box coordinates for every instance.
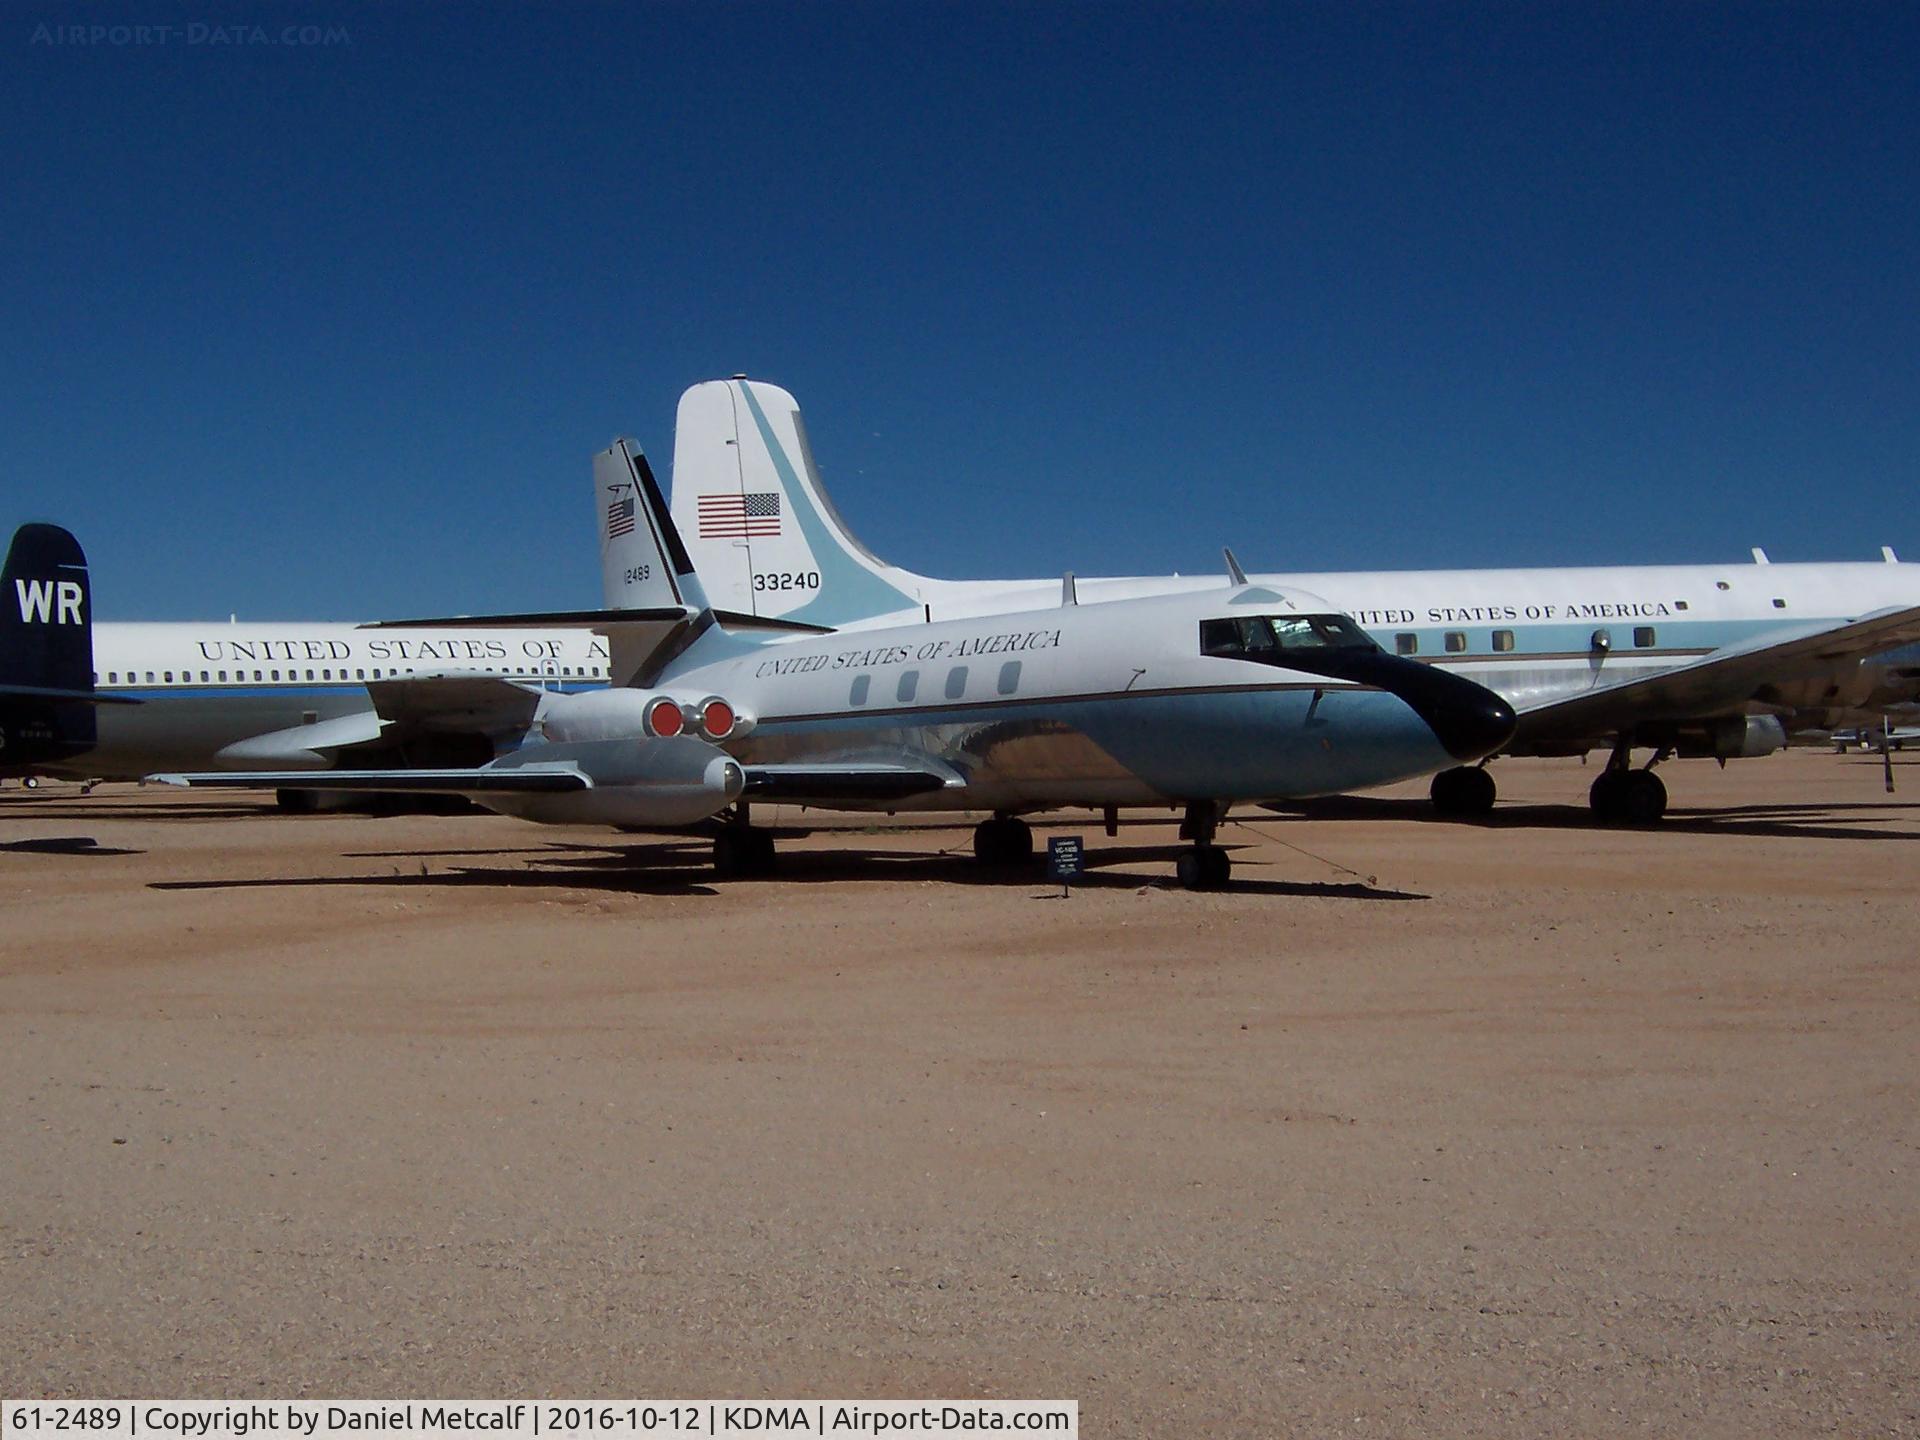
[1,523,104,769]
[669,378,924,627]
[597,438,711,614]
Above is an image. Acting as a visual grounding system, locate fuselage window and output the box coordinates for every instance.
[945,666,968,700]
[1634,627,1656,648]
[998,660,1022,695]
[849,674,871,707]
[271,670,280,681]
[107,672,117,684]
[145,672,154,683]
[253,670,262,681]
[200,670,210,682]
[356,668,365,679]
[1772,598,1787,609]
[897,670,919,703]
[217,671,227,682]
[163,671,173,683]
[1492,630,1515,652]
[1674,600,1690,611]
[1395,633,1418,655]
[306,669,315,680]
[1444,632,1467,654]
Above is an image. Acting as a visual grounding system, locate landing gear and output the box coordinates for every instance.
[1175,801,1232,890]
[1175,845,1231,891]
[712,825,777,878]
[1430,765,1496,817]
[972,814,1034,869]
[1588,742,1668,826]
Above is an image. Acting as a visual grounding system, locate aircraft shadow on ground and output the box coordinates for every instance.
[145,837,1426,901]
[0,836,145,856]
[1266,795,1920,843]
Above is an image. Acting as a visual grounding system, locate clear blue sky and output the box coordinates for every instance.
[3,1,1915,618]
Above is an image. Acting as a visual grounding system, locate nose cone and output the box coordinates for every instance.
[1377,660,1517,762]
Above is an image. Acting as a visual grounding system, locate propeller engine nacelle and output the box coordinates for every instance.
[537,688,747,744]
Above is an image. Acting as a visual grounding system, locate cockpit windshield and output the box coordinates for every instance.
[1200,614,1378,659]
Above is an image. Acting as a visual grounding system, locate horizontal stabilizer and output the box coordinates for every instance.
[359,606,694,630]
[150,767,590,794]
[0,683,140,706]
[212,711,389,768]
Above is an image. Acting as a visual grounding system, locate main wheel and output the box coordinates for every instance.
[714,828,777,878]
[1176,845,1230,890]
[1431,765,1496,817]
[1619,769,1667,825]
[972,816,1034,868]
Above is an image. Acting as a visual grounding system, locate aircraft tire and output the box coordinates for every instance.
[1431,765,1496,817]
[1177,844,1230,891]
[1620,770,1668,825]
[973,816,1034,868]
[713,828,777,879]
[273,788,318,814]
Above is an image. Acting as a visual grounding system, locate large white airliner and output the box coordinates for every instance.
[664,378,1920,822]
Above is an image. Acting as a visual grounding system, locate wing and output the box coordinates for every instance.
[742,762,958,803]
[149,767,589,795]
[1516,604,1920,746]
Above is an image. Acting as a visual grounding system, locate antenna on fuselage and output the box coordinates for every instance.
[1884,546,1900,563]
[1061,572,1078,606]
[1222,548,1249,586]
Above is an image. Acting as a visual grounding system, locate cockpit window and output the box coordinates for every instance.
[1201,614,1377,658]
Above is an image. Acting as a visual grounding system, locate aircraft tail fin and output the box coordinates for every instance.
[1,523,104,767]
[669,378,926,628]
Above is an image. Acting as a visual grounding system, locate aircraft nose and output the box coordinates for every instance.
[1371,657,1517,763]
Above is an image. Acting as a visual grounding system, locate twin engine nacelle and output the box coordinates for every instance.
[537,688,748,745]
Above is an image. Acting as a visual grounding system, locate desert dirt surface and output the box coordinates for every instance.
[2,750,1916,1437]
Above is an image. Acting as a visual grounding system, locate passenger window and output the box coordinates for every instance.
[998,660,1022,694]
[1492,630,1515,652]
[896,670,919,703]
[1772,598,1787,609]
[306,669,315,680]
[145,672,155,683]
[356,669,365,679]
[107,672,117,684]
[945,666,968,699]
[1444,632,1467,654]
[849,674,870,706]
[1674,600,1690,611]
[271,670,280,681]
[1634,627,1656,648]
[164,671,173,683]
[1395,633,1417,655]
[200,670,210,682]
[217,671,226,682]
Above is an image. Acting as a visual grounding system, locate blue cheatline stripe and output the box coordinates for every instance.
[735,383,918,627]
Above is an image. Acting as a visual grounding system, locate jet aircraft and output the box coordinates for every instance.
[666,378,1920,824]
[154,440,1516,888]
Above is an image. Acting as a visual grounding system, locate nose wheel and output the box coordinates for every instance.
[973,814,1035,868]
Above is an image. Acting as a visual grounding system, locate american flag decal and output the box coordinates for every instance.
[606,493,637,539]
[698,491,782,538]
